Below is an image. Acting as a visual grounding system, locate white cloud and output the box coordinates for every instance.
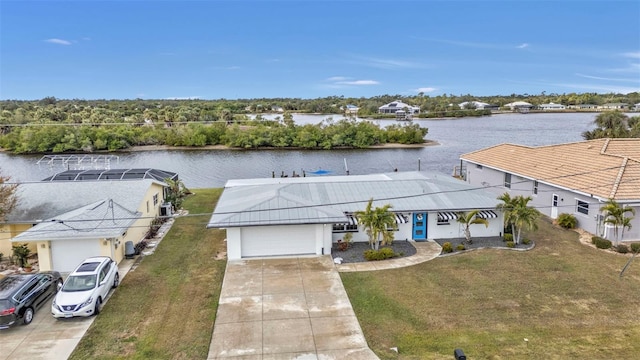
[338,80,379,85]
[45,38,72,45]
[575,73,638,83]
[415,87,437,93]
[326,76,348,82]
[622,51,640,59]
[517,43,529,49]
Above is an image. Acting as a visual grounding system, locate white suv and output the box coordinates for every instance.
[51,256,120,318]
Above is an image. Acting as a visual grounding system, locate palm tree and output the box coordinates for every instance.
[164,178,191,211]
[600,199,636,244]
[496,193,540,244]
[354,199,397,250]
[456,210,489,244]
[496,192,516,236]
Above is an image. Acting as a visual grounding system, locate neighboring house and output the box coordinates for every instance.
[2,171,172,272]
[344,104,359,115]
[207,172,503,260]
[598,103,628,110]
[378,100,420,115]
[633,103,640,111]
[271,106,284,113]
[503,101,534,111]
[460,139,640,242]
[539,102,566,111]
[567,104,598,110]
[458,101,499,110]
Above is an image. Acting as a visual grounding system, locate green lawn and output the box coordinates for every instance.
[341,217,640,359]
[69,189,226,360]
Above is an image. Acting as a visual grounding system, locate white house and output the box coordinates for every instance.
[344,104,359,115]
[599,103,628,110]
[207,172,504,260]
[3,169,174,272]
[458,101,499,110]
[539,102,566,111]
[503,101,534,111]
[378,100,420,115]
[460,139,640,242]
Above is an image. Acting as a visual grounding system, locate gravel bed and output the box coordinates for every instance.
[433,236,534,254]
[331,240,417,264]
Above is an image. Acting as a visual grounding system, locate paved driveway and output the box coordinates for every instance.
[208,256,379,359]
[0,259,136,360]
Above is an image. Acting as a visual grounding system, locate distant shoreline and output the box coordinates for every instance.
[123,140,439,152]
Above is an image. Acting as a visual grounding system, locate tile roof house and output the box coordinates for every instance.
[2,177,169,272]
[207,172,503,260]
[460,138,640,242]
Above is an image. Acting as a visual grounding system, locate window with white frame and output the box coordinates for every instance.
[504,173,512,188]
[533,180,539,195]
[576,200,589,215]
[332,224,358,233]
[153,193,159,206]
[437,219,450,225]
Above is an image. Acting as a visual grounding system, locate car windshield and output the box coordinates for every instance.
[62,275,97,292]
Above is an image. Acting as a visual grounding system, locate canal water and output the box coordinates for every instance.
[0,112,597,188]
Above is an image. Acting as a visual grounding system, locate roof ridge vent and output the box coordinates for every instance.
[600,138,610,154]
[609,157,628,198]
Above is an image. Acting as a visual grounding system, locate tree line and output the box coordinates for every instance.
[0,117,428,153]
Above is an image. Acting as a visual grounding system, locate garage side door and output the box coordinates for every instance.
[51,240,101,273]
[241,226,316,258]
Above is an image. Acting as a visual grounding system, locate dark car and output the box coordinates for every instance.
[0,272,63,329]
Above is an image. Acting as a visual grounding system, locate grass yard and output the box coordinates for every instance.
[70,189,226,360]
[341,217,640,360]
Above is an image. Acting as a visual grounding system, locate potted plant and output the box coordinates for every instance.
[12,243,31,269]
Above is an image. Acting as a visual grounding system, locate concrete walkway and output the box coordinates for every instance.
[335,240,442,272]
[207,256,379,360]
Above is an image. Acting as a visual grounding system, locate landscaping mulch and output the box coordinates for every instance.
[434,236,534,255]
[331,240,417,264]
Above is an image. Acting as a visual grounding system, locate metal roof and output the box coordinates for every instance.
[42,168,178,182]
[207,172,499,228]
[12,199,139,241]
[4,179,163,223]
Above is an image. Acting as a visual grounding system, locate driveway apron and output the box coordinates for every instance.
[208,255,379,359]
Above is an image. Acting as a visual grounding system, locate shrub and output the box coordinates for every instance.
[616,244,629,254]
[631,243,640,253]
[503,233,513,242]
[594,238,612,249]
[557,213,578,229]
[364,247,396,261]
[591,236,602,245]
[506,241,515,248]
[12,244,31,267]
[442,242,453,253]
[456,244,466,251]
[522,238,531,245]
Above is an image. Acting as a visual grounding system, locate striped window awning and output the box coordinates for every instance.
[476,210,498,219]
[394,213,408,224]
[438,212,458,221]
[346,215,358,225]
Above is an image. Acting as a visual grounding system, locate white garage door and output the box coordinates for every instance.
[241,226,316,258]
[51,239,101,273]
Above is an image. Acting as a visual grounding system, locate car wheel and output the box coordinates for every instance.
[56,279,63,292]
[94,297,102,316]
[112,273,120,288]
[23,307,34,325]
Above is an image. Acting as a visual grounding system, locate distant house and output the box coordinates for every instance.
[458,101,499,110]
[271,106,284,113]
[378,100,420,115]
[460,139,640,243]
[599,103,628,110]
[634,103,640,111]
[567,104,598,110]
[503,101,534,111]
[539,102,566,111]
[344,104,359,115]
[207,172,503,261]
[2,170,174,272]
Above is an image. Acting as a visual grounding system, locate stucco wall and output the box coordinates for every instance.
[1,224,36,262]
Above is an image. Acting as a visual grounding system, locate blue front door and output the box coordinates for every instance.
[412,212,427,240]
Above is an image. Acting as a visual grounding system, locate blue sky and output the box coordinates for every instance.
[1,0,639,100]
